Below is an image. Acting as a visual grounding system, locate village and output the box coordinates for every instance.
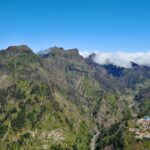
[128,116,150,139]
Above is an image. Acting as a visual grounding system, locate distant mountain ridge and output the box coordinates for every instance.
[0,45,150,149]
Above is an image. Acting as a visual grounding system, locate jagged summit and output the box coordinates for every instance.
[66,48,79,56]
[85,53,96,65]
[0,44,150,149]
[38,46,80,58]
[50,46,64,55]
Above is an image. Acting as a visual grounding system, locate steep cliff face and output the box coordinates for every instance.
[0,45,150,149]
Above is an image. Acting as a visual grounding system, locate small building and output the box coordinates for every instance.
[144,116,150,121]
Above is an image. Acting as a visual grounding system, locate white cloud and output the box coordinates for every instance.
[80,51,150,68]
[79,51,92,58]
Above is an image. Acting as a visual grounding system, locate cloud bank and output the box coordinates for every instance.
[80,51,150,68]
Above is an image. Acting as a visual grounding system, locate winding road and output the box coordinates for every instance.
[91,131,100,150]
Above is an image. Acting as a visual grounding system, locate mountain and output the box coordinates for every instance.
[0,45,150,150]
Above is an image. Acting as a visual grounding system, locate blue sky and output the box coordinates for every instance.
[0,0,150,52]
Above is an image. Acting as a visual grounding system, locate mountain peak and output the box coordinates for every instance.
[130,61,140,68]
[38,46,80,58]
[66,48,79,55]
[85,53,96,65]
[38,46,64,57]
[50,46,64,55]
[6,45,32,54]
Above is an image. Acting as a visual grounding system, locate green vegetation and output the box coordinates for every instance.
[95,123,124,150]
[0,45,150,149]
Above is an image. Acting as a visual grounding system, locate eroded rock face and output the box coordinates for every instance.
[0,45,150,149]
[5,45,33,54]
[39,47,81,59]
[66,48,79,56]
